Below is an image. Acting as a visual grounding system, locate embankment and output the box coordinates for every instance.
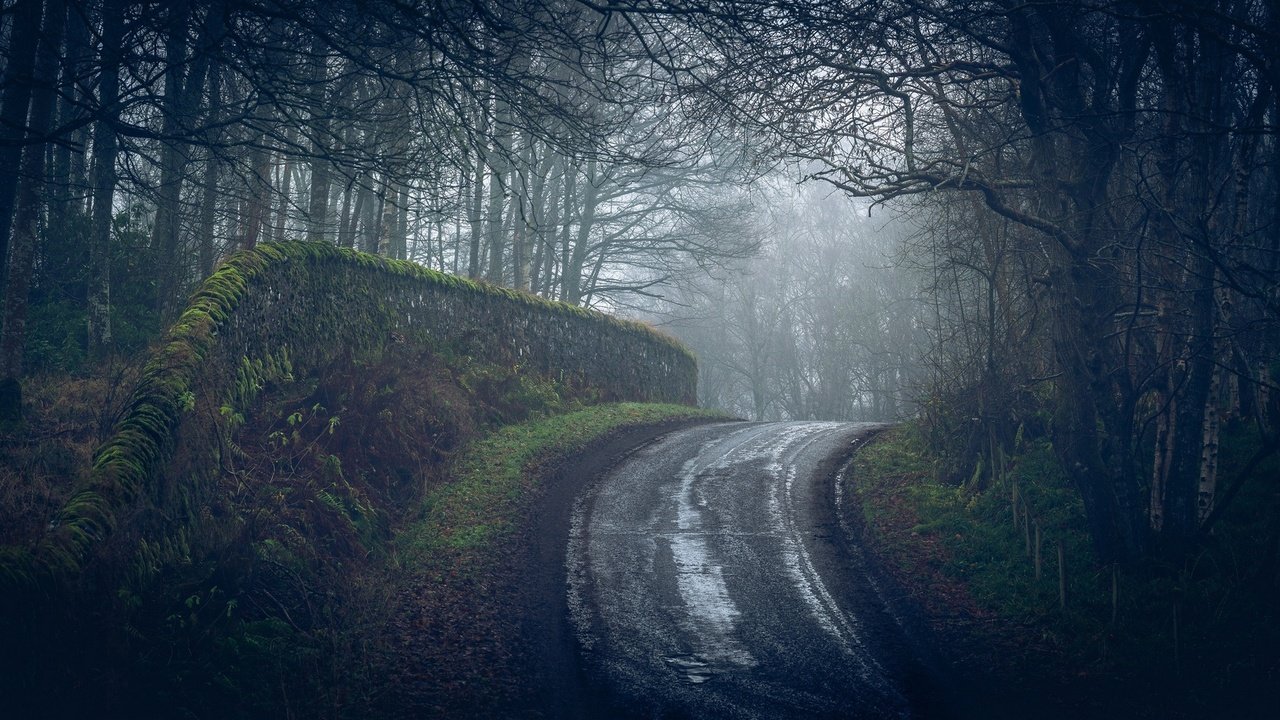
[1,240,695,590]
[0,242,701,718]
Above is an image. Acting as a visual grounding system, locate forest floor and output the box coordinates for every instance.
[6,368,1274,719]
[844,425,1280,720]
[370,408,725,719]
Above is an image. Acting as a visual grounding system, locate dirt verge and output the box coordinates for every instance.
[509,417,731,718]
[836,433,1203,720]
[375,416,727,719]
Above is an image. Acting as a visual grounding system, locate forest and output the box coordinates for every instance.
[0,0,1277,715]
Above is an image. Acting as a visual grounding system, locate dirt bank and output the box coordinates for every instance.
[376,416,725,719]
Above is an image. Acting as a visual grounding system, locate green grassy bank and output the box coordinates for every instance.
[399,402,724,564]
[846,424,1279,718]
[1,341,717,719]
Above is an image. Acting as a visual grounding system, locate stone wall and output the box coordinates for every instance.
[2,241,696,589]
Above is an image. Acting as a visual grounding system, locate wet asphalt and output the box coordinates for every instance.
[564,421,939,720]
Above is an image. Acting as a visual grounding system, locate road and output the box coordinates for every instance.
[561,421,948,719]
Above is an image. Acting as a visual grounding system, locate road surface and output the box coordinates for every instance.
[561,421,947,719]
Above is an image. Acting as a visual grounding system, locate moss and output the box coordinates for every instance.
[3,240,698,593]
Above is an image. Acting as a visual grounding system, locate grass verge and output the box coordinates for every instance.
[847,423,1279,718]
[376,402,726,717]
[398,402,725,565]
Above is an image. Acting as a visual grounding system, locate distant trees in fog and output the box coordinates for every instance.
[661,181,925,423]
[3,0,1276,564]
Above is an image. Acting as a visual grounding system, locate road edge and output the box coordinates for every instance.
[823,426,990,719]
[509,415,738,718]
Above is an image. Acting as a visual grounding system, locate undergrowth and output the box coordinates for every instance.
[0,365,139,546]
[849,423,1280,716]
[2,344,676,719]
[129,346,597,719]
[2,242,704,719]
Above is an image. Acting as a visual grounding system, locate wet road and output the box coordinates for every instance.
[565,421,931,719]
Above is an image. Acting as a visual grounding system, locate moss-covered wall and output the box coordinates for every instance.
[0,241,695,591]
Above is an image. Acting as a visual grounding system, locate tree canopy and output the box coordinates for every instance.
[2,0,1277,565]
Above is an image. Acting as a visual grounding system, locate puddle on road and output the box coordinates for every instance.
[663,653,716,684]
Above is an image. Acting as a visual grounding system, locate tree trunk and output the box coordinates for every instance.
[273,142,293,243]
[0,0,66,423]
[452,187,462,274]
[1159,253,1218,555]
[512,187,528,290]
[467,136,487,278]
[0,0,46,286]
[1047,262,1126,563]
[531,157,563,297]
[362,181,382,254]
[1147,11,1234,557]
[484,130,510,283]
[512,132,540,291]
[151,0,201,319]
[239,17,287,251]
[336,174,356,249]
[306,37,333,243]
[526,140,554,295]
[196,64,222,279]
[385,179,407,259]
[562,158,597,305]
[87,0,126,362]
[241,144,271,251]
[50,3,89,215]
[556,161,578,301]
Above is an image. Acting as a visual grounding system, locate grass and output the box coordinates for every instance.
[848,423,1280,716]
[0,341,716,718]
[398,402,725,564]
[371,402,725,716]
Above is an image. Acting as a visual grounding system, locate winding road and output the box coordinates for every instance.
[556,421,949,719]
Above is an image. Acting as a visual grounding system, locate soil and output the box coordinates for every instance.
[835,433,1278,720]
[373,418,724,719]
[374,420,1271,719]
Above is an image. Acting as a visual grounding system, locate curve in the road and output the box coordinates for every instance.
[567,421,922,719]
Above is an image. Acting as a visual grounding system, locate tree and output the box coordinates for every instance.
[1,0,67,421]
[86,0,126,360]
[623,0,1278,563]
[0,0,47,282]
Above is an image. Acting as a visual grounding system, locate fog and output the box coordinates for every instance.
[2,0,1276,589]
